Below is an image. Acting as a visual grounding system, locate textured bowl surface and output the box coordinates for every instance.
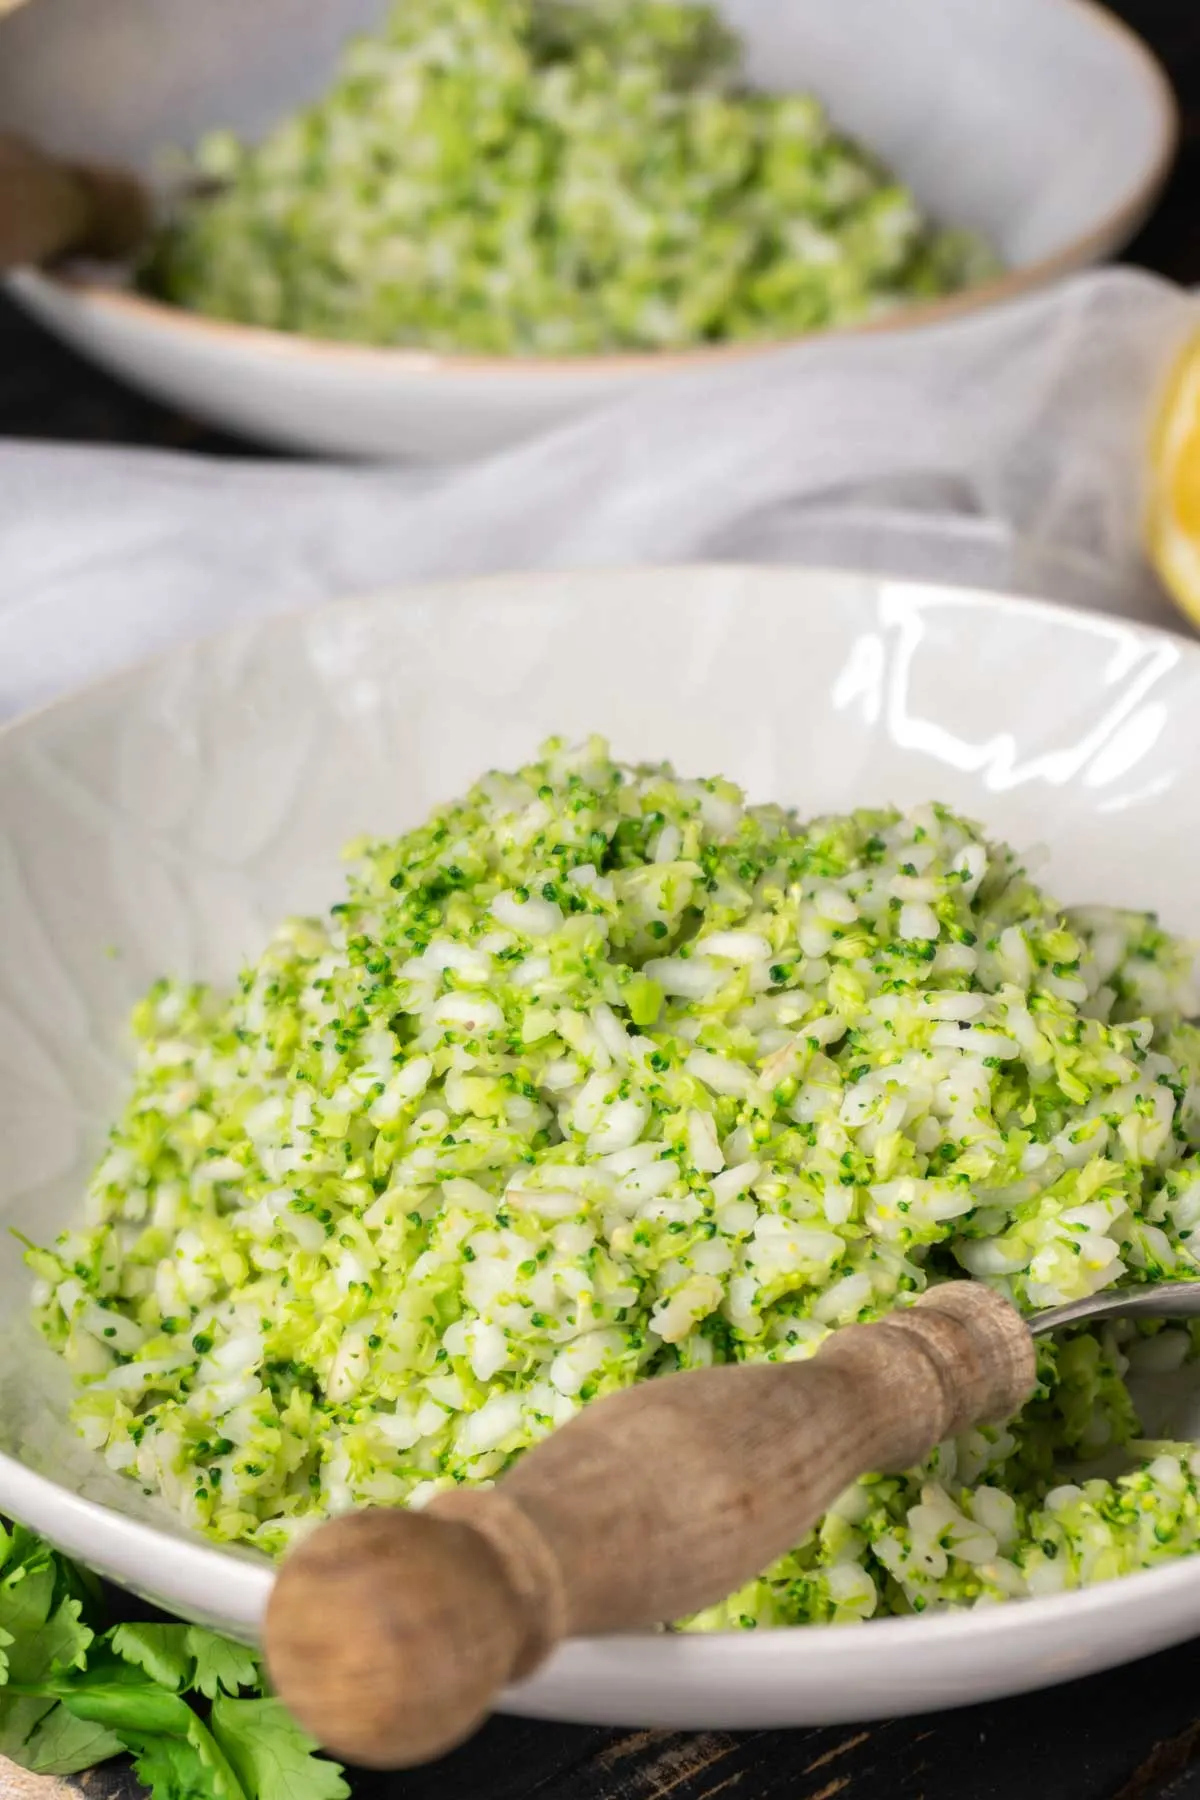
[2,565,1200,1723]
[0,0,1177,459]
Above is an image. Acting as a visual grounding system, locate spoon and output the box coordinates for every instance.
[263,1277,1200,1770]
[0,132,153,271]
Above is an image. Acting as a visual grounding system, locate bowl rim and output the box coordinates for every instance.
[9,0,1179,381]
[9,1430,1200,1663]
[1,561,1196,749]
[2,563,1200,1663]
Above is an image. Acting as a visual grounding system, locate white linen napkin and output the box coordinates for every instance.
[0,266,1195,720]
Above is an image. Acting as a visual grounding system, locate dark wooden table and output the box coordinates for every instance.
[2,6,1200,1799]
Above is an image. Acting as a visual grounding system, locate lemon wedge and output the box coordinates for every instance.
[1147,332,1200,628]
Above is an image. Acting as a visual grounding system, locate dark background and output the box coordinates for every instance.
[6,5,1200,1800]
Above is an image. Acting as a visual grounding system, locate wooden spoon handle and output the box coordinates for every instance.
[0,133,151,270]
[264,1282,1035,1768]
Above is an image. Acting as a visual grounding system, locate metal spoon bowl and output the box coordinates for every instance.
[1030,1279,1200,1337]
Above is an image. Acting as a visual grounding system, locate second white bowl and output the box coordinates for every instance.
[0,0,1177,460]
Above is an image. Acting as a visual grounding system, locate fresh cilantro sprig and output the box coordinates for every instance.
[0,1519,348,1800]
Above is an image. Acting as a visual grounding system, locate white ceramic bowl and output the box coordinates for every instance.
[2,564,1200,1727]
[0,0,1177,461]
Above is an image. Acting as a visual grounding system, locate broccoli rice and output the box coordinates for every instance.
[29,739,1200,1627]
[141,0,996,355]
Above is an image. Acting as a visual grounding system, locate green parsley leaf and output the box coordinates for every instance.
[10,1702,125,1777]
[0,1526,106,1775]
[210,1696,350,1800]
[53,1665,247,1800]
[185,1627,261,1700]
[111,1622,193,1692]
